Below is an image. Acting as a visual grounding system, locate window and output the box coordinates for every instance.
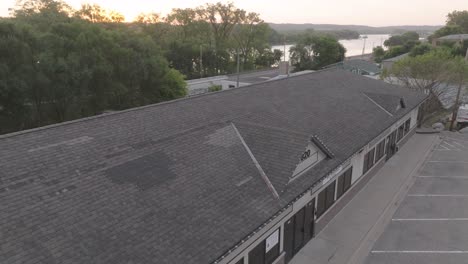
[337,167,353,199]
[316,181,336,218]
[404,118,411,134]
[363,148,375,174]
[375,140,386,162]
[397,124,405,142]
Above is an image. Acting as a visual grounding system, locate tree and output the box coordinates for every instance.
[2,1,187,134]
[373,46,385,63]
[409,43,432,57]
[232,12,266,70]
[447,10,468,33]
[76,3,125,23]
[384,31,419,47]
[382,49,458,109]
[135,13,160,24]
[383,46,407,59]
[290,34,346,71]
[448,57,468,130]
[197,2,244,73]
[12,0,72,17]
[430,25,463,40]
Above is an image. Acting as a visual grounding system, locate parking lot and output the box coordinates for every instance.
[365,132,468,264]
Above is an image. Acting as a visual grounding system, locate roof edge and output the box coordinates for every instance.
[0,69,324,140]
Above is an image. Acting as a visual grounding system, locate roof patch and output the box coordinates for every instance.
[105,151,175,191]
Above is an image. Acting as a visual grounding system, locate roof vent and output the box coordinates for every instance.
[400,98,406,109]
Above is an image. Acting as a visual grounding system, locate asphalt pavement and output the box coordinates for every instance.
[290,133,439,264]
[365,132,468,264]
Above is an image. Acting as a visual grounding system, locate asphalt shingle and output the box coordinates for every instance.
[0,69,427,264]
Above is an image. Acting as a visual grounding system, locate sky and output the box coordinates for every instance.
[1,0,467,26]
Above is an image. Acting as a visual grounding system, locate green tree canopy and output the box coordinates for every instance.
[1,0,187,135]
[290,34,346,71]
[447,10,468,33]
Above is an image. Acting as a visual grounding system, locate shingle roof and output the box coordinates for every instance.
[326,59,381,75]
[382,53,409,62]
[0,69,427,264]
[437,34,468,41]
[227,68,280,83]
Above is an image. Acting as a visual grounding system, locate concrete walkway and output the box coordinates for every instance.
[289,134,440,264]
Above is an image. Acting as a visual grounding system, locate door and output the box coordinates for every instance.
[284,217,295,263]
[304,199,315,242]
[293,208,305,254]
[386,131,397,160]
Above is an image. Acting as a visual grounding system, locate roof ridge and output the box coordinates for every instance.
[0,69,325,140]
[363,92,394,117]
[231,122,280,200]
[311,134,335,158]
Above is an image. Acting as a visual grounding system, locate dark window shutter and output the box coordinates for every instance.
[337,175,345,199]
[317,189,327,217]
[344,168,352,192]
[326,181,336,209]
[248,240,265,264]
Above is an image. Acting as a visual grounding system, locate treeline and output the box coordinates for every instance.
[0,0,282,135]
[373,11,468,63]
[269,29,360,45]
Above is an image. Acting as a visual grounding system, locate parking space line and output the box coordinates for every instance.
[443,141,456,148]
[443,136,468,144]
[408,194,468,197]
[452,141,467,148]
[427,161,468,163]
[435,145,450,151]
[371,251,468,254]
[392,218,468,221]
[417,176,468,179]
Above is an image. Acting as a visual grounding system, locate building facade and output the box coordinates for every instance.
[217,106,421,264]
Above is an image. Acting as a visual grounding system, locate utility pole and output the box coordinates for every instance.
[450,80,463,131]
[362,36,367,57]
[236,49,240,88]
[450,60,466,131]
[283,35,286,62]
[199,45,203,78]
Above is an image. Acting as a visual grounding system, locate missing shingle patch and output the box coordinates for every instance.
[105,152,175,191]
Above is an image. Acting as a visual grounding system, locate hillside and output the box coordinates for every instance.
[269,23,442,35]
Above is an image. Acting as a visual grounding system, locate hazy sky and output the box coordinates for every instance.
[1,0,467,26]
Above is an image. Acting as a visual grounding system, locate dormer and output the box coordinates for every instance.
[291,135,334,179]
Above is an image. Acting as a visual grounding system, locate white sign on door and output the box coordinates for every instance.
[265,229,279,253]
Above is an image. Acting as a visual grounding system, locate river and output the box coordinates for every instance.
[272,34,390,59]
